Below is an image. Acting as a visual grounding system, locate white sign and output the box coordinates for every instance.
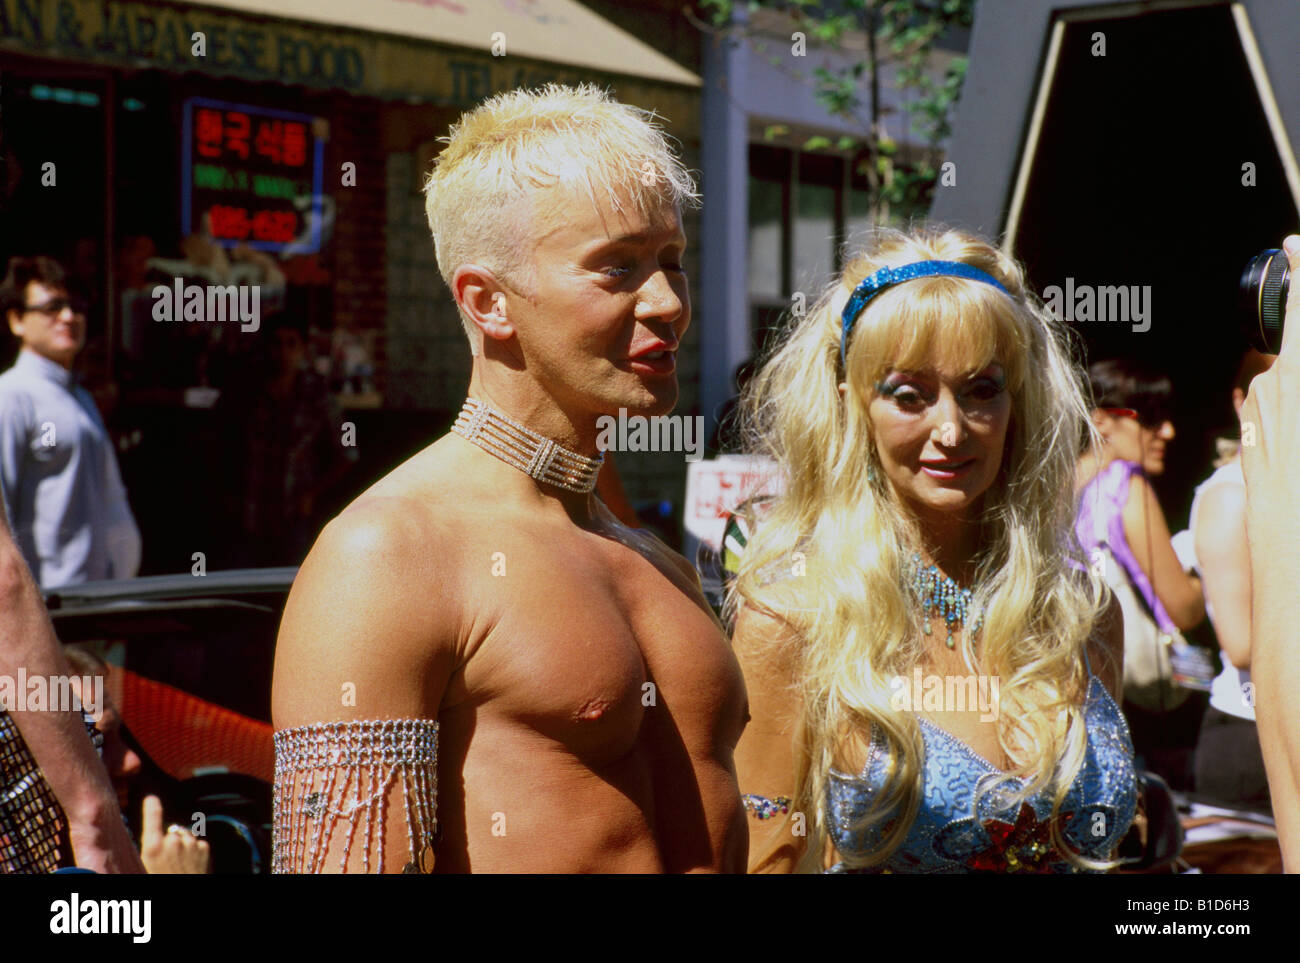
[684,455,784,552]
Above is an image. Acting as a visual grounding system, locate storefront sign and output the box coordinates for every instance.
[0,0,365,87]
[182,97,325,252]
[0,0,698,126]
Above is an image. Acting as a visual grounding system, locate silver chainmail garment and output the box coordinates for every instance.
[273,718,438,874]
[0,708,100,873]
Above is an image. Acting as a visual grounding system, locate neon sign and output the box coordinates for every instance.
[182,97,325,253]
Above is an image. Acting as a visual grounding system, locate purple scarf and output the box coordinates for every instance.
[1074,459,1179,635]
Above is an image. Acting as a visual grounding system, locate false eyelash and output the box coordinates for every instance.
[874,380,912,397]
[874,373,1005,399]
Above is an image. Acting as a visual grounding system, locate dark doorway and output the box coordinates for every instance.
[1012,3,1297,523]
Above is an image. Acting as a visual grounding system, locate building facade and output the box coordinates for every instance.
[0,0,701,568]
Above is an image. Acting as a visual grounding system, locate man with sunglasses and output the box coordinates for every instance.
[0,256,140,588]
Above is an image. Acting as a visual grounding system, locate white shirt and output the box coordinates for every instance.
[0,349,141,587]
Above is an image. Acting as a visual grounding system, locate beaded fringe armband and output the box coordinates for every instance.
[273,719,438,874]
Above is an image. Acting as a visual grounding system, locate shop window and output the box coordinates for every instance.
[747,144,788,302]
[794,151,840,298]
[0,69,108,365]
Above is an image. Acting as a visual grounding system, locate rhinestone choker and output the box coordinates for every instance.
[451,397,604,494]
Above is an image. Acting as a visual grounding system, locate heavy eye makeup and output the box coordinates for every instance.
[874,367,1007,408]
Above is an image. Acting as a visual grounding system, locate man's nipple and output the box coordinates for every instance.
[575,699,613,722]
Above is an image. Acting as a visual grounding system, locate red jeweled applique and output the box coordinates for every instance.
[969,802,1073,873]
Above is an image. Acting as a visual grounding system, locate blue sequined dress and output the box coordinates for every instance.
[825,665,1138,873]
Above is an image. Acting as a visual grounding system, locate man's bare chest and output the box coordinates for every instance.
[442,527,746,764]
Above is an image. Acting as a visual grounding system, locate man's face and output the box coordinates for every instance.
[501,187,690,419]
[7,281,84,368]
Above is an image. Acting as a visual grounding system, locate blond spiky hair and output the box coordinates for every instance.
[423,83,699,355]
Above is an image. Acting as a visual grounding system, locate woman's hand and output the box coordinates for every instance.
[139,795,211,874]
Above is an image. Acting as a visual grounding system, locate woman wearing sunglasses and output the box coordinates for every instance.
[1074,359,1205,787]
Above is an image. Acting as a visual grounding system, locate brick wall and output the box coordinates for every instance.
[331,95,389,397]
[385,150,469,413]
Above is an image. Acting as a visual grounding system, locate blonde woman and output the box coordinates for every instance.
[729,226,1137,873]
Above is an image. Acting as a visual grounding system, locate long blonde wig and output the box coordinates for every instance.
[729,226,1110,872]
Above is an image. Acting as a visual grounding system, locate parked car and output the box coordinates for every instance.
[46,568,295,874]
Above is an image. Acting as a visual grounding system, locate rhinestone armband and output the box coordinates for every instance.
[273,718,438,874]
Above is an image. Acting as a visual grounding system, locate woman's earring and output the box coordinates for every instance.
[867,461,878,484]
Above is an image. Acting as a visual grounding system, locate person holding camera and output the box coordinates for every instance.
[1240,234,1300,869]
[1189,348,1275,810]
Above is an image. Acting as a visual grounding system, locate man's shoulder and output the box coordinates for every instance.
[0,364,29,395]
[299,443,482,589]
[0,368,35,423]
[275,489,468,696]
[315,486,464,570]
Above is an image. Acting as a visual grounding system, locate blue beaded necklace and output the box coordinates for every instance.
[905,552,983,649]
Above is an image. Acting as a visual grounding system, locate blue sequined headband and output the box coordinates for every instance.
[839,260,1011,368]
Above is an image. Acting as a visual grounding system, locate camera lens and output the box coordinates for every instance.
[1239,249,1290,354]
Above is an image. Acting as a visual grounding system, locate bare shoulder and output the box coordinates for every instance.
[272,485,467,730]
[1121,471,1162,523]
[1195,480,1247,536]
[1124,470,1153,507]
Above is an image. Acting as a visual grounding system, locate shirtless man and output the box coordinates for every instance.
[271,84,748,873]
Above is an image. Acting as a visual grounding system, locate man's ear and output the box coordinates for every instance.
[452,264,513,350]
[6,309,23,340]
